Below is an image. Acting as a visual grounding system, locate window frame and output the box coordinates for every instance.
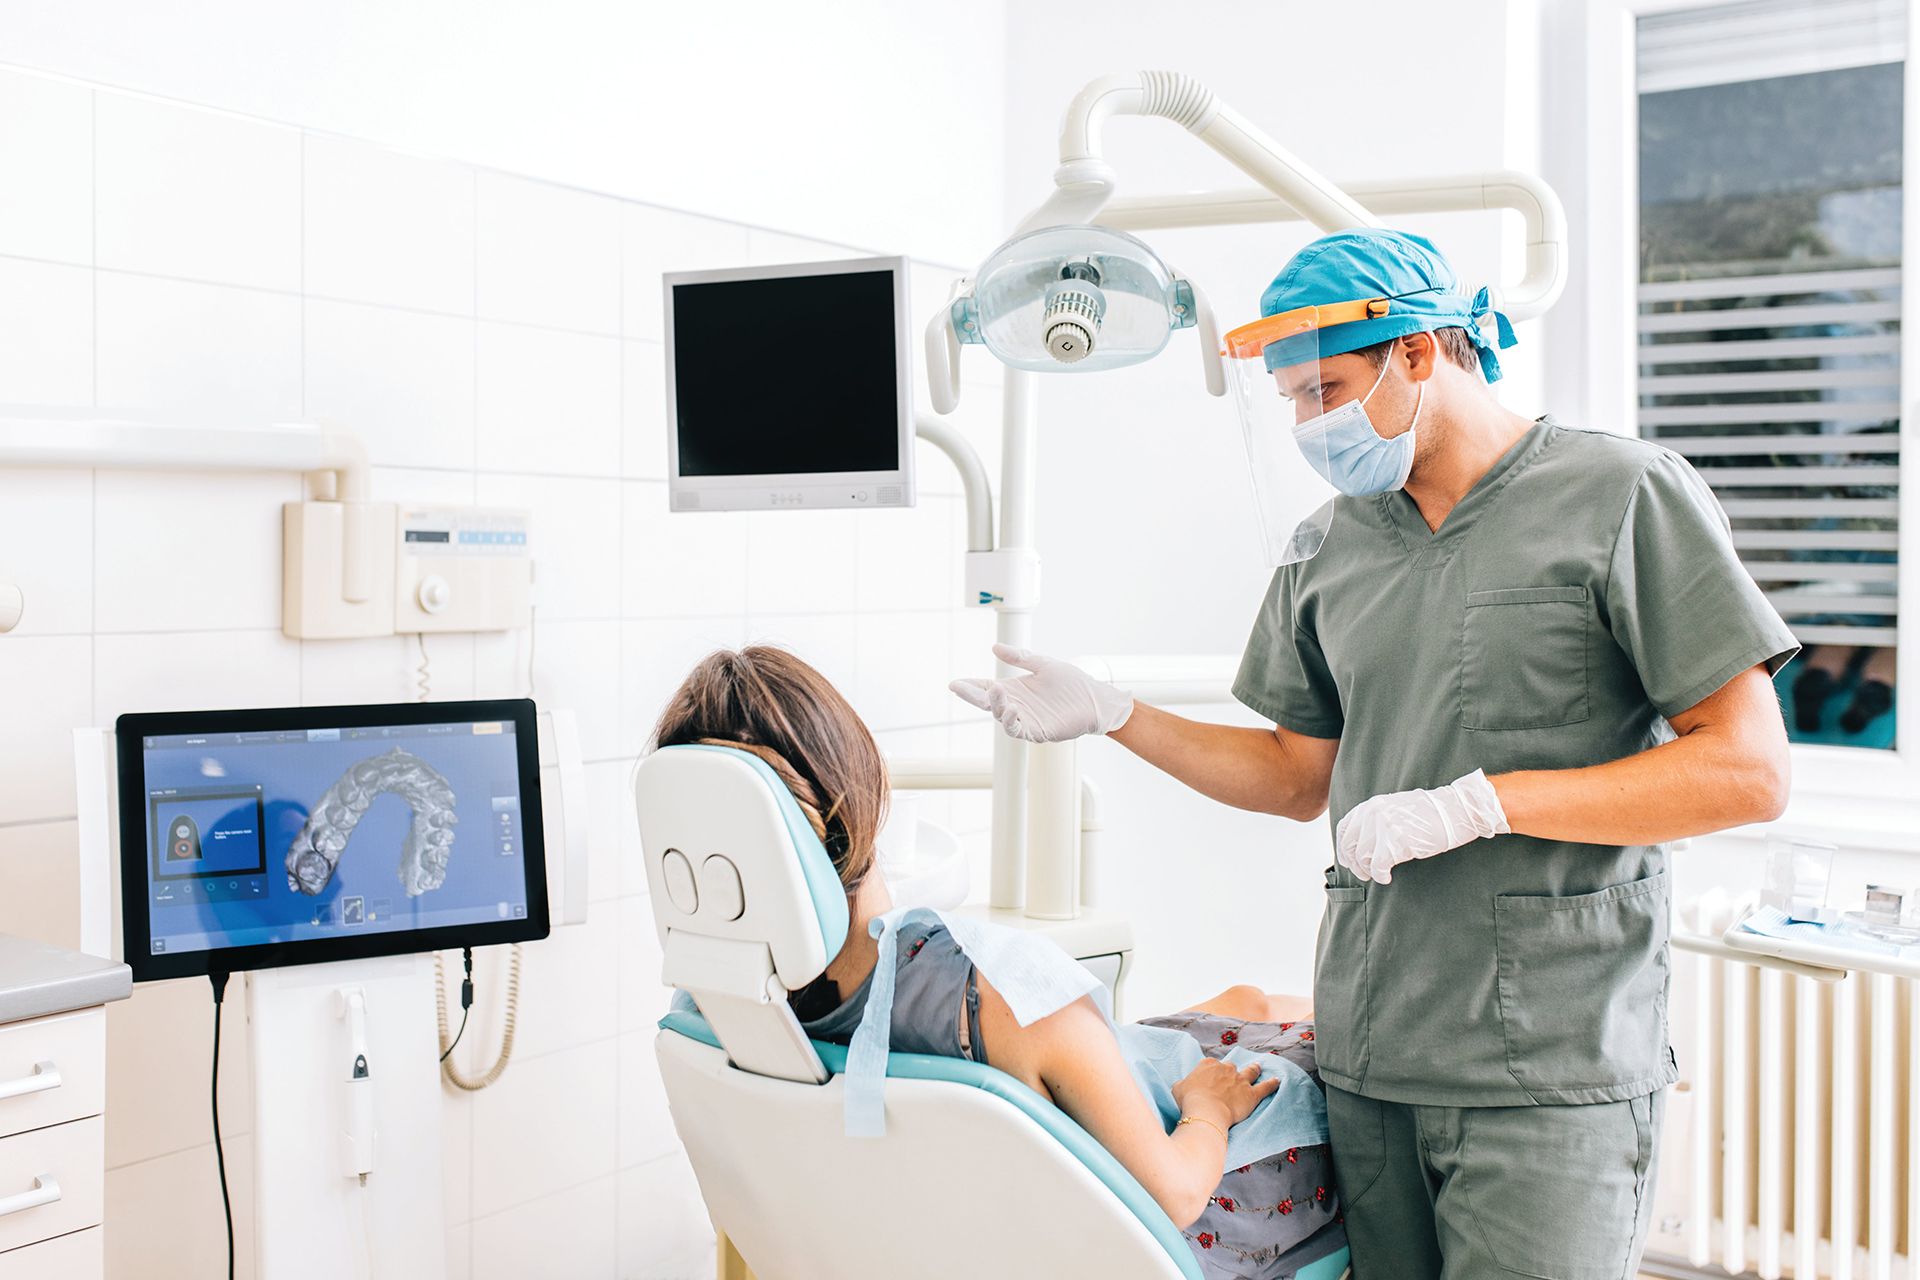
[1578,0,1920,824]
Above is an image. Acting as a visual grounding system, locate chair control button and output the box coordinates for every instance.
[701,855,746,921]
[662,849,699,915]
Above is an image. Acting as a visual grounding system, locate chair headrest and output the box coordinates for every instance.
[636,744,852,992]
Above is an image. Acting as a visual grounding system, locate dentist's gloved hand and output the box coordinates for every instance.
[949,644,1134,743]
[1335,769,1510,884]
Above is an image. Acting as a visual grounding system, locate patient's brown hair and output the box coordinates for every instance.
[649,646,887,897]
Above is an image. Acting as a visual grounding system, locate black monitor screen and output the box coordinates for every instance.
[118,699,549,981]
[671,268,901,476]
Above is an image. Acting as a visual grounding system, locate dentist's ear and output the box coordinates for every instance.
[1400,331,1441,382]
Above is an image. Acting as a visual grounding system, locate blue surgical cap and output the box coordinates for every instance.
[1258,229,1517,382]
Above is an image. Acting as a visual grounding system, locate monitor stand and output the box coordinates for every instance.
[247,952,446,1280]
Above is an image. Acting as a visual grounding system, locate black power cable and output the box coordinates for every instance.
[439,947,475,1063]
[209,971,233,1280]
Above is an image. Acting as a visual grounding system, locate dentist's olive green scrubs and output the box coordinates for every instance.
[1234,419,1797,1279]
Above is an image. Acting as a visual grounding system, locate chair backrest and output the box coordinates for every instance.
[635,743,849,1083]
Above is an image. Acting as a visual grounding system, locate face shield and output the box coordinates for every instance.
[1219,298,1395,567]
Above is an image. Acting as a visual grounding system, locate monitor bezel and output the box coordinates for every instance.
[663,253,916,512]
[116,698,550,982]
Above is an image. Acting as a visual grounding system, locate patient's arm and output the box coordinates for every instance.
[974,976,1272,1230]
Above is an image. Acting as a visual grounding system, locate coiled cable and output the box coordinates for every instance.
[434,944,522,1090]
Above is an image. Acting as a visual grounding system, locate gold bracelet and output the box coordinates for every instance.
[1176,1113,1227,1142]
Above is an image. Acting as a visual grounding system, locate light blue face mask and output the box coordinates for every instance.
[1291,344,1426,497]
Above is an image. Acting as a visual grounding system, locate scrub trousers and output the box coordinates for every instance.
[1326,1084,1665,1280]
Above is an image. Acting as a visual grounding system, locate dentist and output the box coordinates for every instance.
[951,230,1799,1278]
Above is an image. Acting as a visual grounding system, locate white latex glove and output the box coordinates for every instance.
[1335,769,1510,885]
[948,644,1134,744]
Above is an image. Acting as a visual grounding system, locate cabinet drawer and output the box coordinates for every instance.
[0,1224,100,1278]
[0,1010,104,1140]
[0,1117,103,1254]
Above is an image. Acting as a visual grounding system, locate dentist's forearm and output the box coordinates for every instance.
[1491,725,1788,846]
[1491,665,1790,846]
[1108,701,1332,820]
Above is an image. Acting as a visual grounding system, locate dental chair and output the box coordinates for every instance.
[639,744,1351,1280]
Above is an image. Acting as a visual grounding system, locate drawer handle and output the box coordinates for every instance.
[0,1174,59,1218]
[0,1061,59,1103]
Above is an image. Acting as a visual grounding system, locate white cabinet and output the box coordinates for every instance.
[0,1008,109,1277]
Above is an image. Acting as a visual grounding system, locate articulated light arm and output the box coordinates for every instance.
[1015,71,1381,237]
[1101,171,1570,322]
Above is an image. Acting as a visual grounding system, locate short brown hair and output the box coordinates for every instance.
[1353,326,1482,379]
[649,646,887,900]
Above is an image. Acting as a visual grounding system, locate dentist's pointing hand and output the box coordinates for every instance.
[1336,770,1511,884]
[949,644,1134,744]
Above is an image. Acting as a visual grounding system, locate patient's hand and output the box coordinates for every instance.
[1171,1058,1279,1131]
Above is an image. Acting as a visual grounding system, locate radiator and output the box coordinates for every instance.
[1647,894,1919,1280]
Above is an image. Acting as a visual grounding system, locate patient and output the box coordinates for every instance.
[653,647,1343,1279]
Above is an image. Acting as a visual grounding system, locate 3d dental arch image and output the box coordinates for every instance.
[284,748,458,897]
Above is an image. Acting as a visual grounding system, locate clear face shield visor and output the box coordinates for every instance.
[1220,298,1392,567]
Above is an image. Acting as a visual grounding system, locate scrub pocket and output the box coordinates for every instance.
[1313,872,1370,1084]
[1494,873,1671,1096]
[1460,586,1590,731]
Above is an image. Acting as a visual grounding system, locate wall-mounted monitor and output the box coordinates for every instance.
[664,254,915,512]
[117,699,549,982]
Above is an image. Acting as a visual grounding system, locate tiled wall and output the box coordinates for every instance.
[0,68,1004,1279]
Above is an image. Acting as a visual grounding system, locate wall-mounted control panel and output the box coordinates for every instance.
[395,507,532,634]
[283,502,532,639]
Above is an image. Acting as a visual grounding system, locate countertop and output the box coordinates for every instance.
[0,934,132,1024]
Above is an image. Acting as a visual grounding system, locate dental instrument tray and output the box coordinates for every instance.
[116,698,549,982]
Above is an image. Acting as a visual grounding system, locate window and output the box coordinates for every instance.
[1636,0,1905,750]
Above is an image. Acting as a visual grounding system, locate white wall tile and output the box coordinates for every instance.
[94,629,302,723]
[104,973,252,1168]
[473,473,621,621]
[94,469,296,633]
[470,1173,617,1280]
[621,482,748,618]
[476,172,620,334]
[622,339,667,480]
[474,902,615,1061]
[854,499,957,613]
[618,617,749,772]
[620,205,751,342]
[95,272,302,420]
[745,508,857,615]
[617,896,670,1036]
[95,93,299,290]
[0,70,91,264]
[744,230,860,266]
[469,1037,617,1216]
[445,1223,472,1280]
[0,635,91,824]
[305,299,475,469]
[617,1152,714,1280]
[369,465,476,507]
[528,617,624,760]
[0,821,81,951]
[617,1030,676,1170]
[474,322,621,477]
[851,610,953,733]
[442,1087,473,1228]
[105,1136,256,1280]
[299,634,449,706]
[0,257,92,405]
[0,467,91,634]
[585,759,637,903]
[305,133,475,314]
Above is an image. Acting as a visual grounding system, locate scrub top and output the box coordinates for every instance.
[1233,418,1798,1108]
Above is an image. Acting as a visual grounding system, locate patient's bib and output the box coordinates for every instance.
[843,906,1328,1172]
